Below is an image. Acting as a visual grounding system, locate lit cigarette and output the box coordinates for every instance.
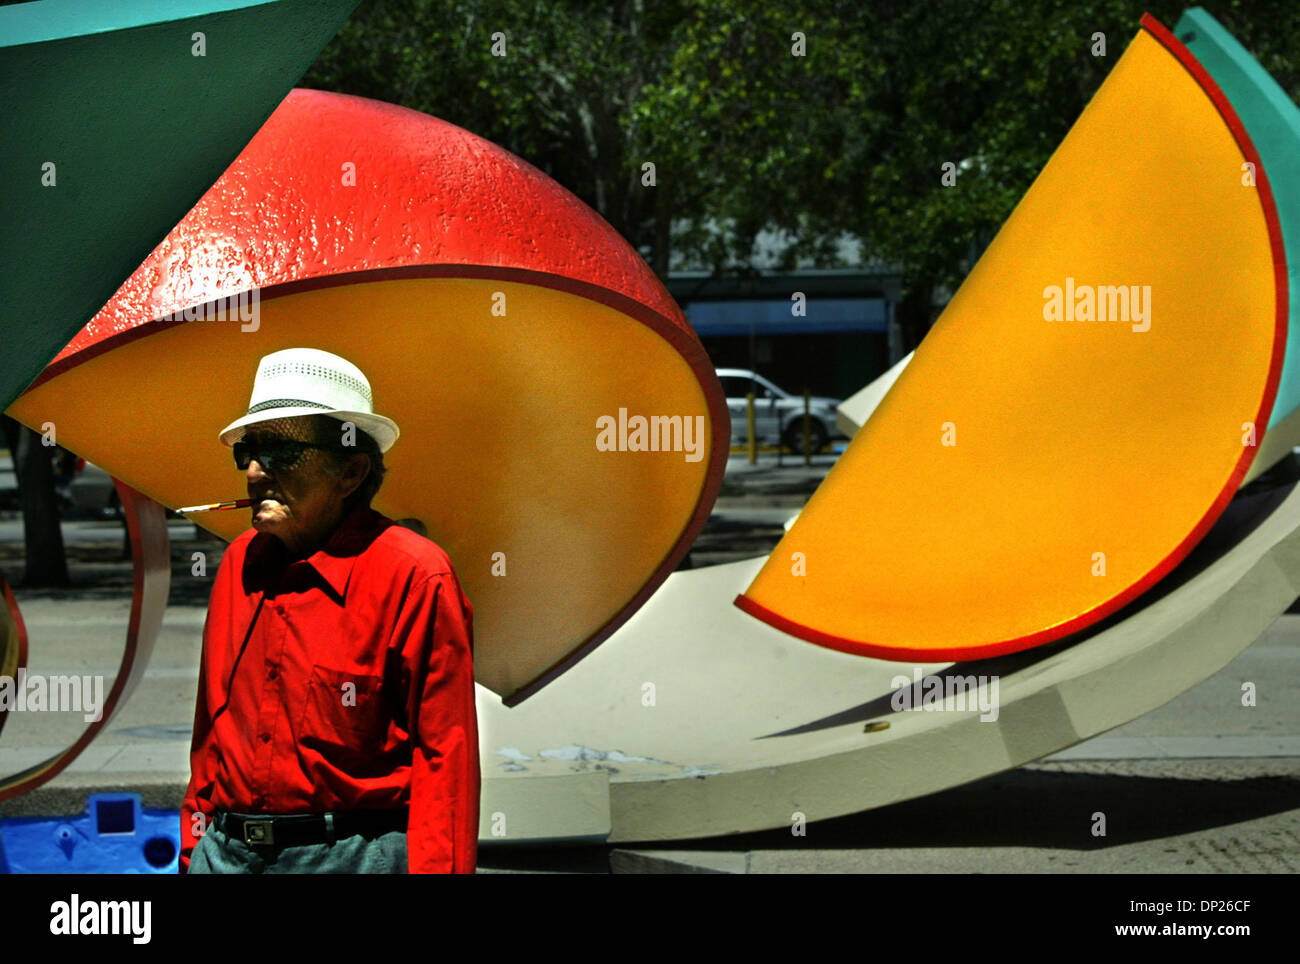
[179,499,253,513]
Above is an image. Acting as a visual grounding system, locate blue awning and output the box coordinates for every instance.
[684,298,886,335]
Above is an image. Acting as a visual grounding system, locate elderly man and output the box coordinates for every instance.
[180,347,479,874]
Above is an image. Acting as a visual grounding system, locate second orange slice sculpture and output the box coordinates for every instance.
[737,17,1286,661]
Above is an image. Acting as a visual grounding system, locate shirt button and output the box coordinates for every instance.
[268,668,278,680]
[260,733,271,743]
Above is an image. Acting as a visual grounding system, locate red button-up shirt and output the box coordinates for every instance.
[180,504,479,873]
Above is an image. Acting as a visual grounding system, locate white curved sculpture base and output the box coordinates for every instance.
[475,481,1300,844]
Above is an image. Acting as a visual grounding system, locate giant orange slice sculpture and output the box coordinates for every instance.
[736,16,1286,661]
[7,89,727,705]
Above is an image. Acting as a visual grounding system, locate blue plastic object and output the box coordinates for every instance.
[0,793,179,873]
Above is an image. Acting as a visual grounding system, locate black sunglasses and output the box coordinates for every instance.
[233,438,335,473]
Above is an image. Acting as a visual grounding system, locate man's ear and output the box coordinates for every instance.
[338,452,370,499]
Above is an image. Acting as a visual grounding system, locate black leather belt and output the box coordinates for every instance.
[215,809,408,847]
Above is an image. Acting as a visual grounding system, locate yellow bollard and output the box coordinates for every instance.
[746,392,757,465]
[803,388,812,466]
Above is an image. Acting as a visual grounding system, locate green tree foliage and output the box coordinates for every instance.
[304,0,1300,351]
[304,0,690,267]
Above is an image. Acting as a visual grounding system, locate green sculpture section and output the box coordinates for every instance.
[0,0,359,409]
[1176,7,1300,479]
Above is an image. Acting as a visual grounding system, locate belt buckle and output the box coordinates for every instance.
[242,819,275,846]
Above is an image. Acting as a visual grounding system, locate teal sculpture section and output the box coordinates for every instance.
[0,0,359,408]
[1177,7,1300,433]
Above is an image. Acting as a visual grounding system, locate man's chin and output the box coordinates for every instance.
[251,504,289,531]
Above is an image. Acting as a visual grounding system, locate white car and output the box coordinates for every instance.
[716,368,840,452]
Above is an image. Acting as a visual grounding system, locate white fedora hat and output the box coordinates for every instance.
[218,348,400,452]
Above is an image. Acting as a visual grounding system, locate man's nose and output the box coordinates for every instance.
[245,459,271,483]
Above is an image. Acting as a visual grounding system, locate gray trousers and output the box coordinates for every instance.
[190,819,407,874]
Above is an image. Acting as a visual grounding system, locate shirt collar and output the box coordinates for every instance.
[244,504,390,598]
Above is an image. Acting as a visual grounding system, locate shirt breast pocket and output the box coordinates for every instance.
[301,664,389,753]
